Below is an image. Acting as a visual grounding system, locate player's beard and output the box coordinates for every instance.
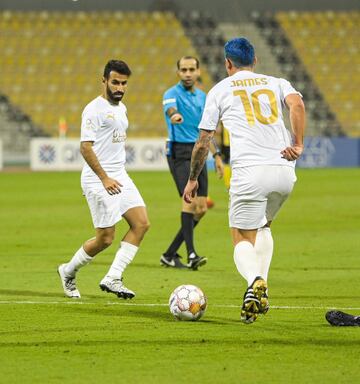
[106,85,124,104]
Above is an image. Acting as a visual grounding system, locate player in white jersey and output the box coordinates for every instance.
[183,38,305,323]
[58,60,150,299]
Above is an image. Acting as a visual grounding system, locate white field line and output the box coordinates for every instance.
[0,300,360,311]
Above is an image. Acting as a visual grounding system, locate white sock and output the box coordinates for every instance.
[255,227,274,281]
[233,240,262,286]
[64,246,93,277]
[106,241,138,279]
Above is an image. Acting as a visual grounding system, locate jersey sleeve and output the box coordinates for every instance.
[162,89,177,115]
[279,78,302,101]
[80,108,100,142]
[198,89,220,131]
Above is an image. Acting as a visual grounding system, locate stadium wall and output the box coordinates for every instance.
[29,138,360,171]
[30,138,169,171]
[0,0,359,21]
[0,139,3,170]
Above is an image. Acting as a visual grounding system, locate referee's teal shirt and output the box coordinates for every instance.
[163,82,206,143]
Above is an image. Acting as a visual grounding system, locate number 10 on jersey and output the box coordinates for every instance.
[234,89,278,126]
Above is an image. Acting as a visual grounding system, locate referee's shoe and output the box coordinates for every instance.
[160,253,187,269]
[187,252,207,270]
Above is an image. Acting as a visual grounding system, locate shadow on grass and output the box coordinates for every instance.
[1,337,360,349]
[58,304,241,326]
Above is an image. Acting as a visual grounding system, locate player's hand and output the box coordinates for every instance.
[214,155,224,179]
[183,180,198,204]
[102,177,123,195]
[170,113,184,125]
[281,144,304,161]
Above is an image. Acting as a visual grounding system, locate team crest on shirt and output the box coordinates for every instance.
[112,128,126,143]
[106,112,115,120]
[86,118,96,131]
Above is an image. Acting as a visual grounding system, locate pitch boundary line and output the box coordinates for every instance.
[0,300,359,310]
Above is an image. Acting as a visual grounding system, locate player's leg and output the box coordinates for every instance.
[232,227,268,324]
[100,176,150,299]
[58,226,115,298]
[255,224,273,281]
[258,166,296,281]
[229,167,268,323]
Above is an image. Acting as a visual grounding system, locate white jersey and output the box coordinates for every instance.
[199,70,302,168]
[80,96,128,183]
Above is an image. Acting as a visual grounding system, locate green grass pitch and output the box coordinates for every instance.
[0,168,360,383]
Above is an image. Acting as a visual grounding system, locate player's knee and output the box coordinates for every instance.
[133,219,150,235]
[99,234,114,249]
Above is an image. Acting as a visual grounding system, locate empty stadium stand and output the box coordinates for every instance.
[276,11,359,137]
[0,11,213,139]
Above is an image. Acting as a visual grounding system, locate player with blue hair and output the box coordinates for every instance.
[184,37,305,323]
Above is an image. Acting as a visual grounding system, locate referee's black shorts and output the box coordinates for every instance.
[167,142,208,197]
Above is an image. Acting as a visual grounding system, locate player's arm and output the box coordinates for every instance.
[281,93,306,161]
[183,129,215,203]
[80,141,122,195]
[210,137,224,178]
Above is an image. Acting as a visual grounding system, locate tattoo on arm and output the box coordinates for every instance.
[189,130,214,180]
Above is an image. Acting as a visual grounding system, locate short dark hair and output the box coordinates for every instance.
[224,38,255,67]
[103,60,132,79]
[177,56,200,69]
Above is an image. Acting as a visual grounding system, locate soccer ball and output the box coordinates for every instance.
[169,284,207,321]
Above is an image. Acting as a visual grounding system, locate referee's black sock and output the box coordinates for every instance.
[181,211,195,256]
[164,214,199,258]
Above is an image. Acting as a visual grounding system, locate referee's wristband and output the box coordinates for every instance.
[212,151,221,159]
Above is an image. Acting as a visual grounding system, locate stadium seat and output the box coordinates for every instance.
[276,11,360,137]
[0,11,213,137]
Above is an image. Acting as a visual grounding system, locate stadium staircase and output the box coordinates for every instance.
[0,93,44,163]
[251,12,345,137]
[276,11,360,137]
[178,11,332,136]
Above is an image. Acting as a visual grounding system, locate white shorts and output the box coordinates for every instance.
[81,171,145,228]
[229,165,296,230]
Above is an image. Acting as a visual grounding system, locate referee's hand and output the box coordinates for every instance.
[183,180,198,203]
[170,113,184,124]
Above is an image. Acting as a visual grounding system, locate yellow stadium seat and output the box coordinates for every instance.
[276,11,360,137]
[0,11,213,137]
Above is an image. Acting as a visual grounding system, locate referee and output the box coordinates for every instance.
[160,56,223,270]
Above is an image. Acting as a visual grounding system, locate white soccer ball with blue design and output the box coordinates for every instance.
[169,284,207,321]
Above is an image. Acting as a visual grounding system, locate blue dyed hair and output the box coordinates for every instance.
[224,38,255,67]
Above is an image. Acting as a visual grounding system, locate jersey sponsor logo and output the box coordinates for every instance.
[106,112,115,120]
[112,128,126,143]
[230,78,268,87]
